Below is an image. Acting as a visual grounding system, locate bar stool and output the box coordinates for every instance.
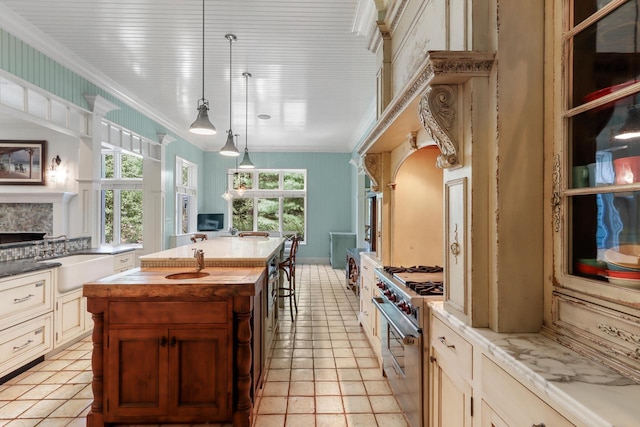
[278,235,300,321]
[239,231,270,237]
[190,233,207,243]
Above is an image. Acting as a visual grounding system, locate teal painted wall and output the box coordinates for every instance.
[203,152,354,260]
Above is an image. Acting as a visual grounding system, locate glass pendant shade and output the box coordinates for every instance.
[220,130,240,156]
[190,102,216,135]
[238,148,255,168]
[221,190,233,201]
[615,106,640,140]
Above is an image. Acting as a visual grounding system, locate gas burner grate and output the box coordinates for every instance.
[383,265,443,274]
[404,281,444,296]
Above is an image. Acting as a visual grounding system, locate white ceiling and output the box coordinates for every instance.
[0,0,377,153]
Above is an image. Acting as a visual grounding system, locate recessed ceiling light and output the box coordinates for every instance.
[257,114,271,120]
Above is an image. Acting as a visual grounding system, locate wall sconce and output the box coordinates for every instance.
[48,155,62,183]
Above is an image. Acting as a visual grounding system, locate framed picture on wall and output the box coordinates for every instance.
[0,140,46,185]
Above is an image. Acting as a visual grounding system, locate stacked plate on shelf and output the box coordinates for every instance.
[603,244,640,288]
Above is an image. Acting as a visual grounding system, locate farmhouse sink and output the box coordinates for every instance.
[165,271,210,280]
[52,254,115,293]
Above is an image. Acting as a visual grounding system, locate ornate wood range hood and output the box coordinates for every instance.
[358,50,494,191]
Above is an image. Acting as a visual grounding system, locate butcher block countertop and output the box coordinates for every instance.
[83,266,266,298]
[139,236,285,268]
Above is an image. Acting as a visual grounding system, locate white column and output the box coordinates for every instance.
[79,94,119,247]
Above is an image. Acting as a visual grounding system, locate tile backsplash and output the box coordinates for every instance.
[0,203,53,234]
[0,236,91,262]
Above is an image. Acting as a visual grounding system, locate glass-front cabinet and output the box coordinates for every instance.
[554,0,640,380]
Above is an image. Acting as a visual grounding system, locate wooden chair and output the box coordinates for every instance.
[239,231,270,237]
[190,233,207,243]
[278,235,300,321]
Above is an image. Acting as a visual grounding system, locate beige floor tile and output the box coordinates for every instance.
[345,413,377,427]
[316,413,347,427]
[41,371,81,385]
[0,400,37,418]
[339,381,366,396]
[369,395,402,413]
[313,358,335,369]
[288,382,314,396]
[253,414,285,427]
[267,369,291,382]
[374,413,410,426]
[292,349,313,358]
[258,396,288,414]
[14,371,55,386]
[342,396,372,413]
[285,414,315,427]
[44,384,85,400]
[315,396,344,413]
[334,358,358,368]
[262,382,289,397]
[286,396,315,413]
[337,369,361,381]
[364,381,392,396]
[290,369,314,382]
[0,385,34,401]
[47,398,91,417]
[3,418,41,427]
[17,385,60,401]
[314,369,338,381]
[312,349,333,358]
[74,385,93,399]
[312,340,332,348]
[36,360,73,372]
[291,358,313,369]
[269,358,292,369]
[314,382,340,396]
[332,348,354,358]
[359,368,384,380]
[19,399,65,418]
[62,360,91,371]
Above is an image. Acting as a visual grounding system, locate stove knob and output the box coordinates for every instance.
[398,301,407,311]
[404,305,413,315]
[384,290,392,298]
[377,282,385,289]
[389,294,397,302]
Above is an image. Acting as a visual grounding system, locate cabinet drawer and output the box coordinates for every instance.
[109,301,230,325]
[481,356,574,427]
[114,252,135,272]
[360,253,380,284]
[0,314,53,378]
[0,270,53,328]
[431,315,472,381]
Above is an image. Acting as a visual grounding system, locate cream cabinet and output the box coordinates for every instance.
[54,289,86,347]
[359,252,381,361]
[480,355,573,427]
[0,270,54,378]
[429,315,473,427]
[113,251,135,272]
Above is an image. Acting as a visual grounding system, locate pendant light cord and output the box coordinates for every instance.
[201,0,205,101]
[245,73,249,150]
[229,36,233,130]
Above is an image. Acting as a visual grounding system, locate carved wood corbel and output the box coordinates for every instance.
[363,153,382,192]
[419,85,459,168]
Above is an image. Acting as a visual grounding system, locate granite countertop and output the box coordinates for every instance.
[73,245,137,255]
[139,236,285,268]
[429,302,640,426]
[83,266,265,298]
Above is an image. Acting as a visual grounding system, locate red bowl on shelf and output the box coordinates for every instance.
[575,259,607,276]
[613,156,640,185]
[583,80,639,110]
[606,269,640,279]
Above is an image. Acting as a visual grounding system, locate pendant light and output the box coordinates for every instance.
[234,135,247,196]
[239,72,256,169]
[189,0,216,135]
[219,34,240,156]
[221,169,233,201]
[614,105,640,140]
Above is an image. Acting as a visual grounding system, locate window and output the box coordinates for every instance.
[228,169,306,240]
[175,157,197,234]
[101,150,143,245]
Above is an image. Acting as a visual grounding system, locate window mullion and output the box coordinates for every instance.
[113,189,122,246]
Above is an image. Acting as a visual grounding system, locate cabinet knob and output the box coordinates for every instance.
[170,336,177,347]
[159,336,167,347]
[429,355,437,363]
[532,424,546,427]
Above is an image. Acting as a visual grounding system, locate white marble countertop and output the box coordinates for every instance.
[139,236,284,267]
[429,302,640,427]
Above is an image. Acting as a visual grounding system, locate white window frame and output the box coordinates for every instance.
[100,148,144,246]
[175,156,198,235]
[227,169,307,241]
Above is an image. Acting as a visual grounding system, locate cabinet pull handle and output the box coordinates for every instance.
[159,336,167,347]
[13,339,34,352]
[429,355,437,363]
[532,424,545,427]
[438,336,455,349]
[170,336,177,347]
[14,294,35,304]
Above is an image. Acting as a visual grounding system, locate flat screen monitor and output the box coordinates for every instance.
[197,213,224,231]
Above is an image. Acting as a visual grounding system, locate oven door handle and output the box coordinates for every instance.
[372,297,421,345]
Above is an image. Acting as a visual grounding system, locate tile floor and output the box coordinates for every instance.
[0,264,409,427]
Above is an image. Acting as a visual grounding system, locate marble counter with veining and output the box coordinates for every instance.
[429,302,640,427]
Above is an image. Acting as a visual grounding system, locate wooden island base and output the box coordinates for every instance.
[83,267,269,427]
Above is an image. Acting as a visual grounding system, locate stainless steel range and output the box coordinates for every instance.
[372,265,443,427]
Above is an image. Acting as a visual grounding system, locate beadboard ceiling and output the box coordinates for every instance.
[0,0,377,153]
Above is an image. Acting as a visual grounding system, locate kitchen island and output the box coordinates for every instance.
[83,236,284,427]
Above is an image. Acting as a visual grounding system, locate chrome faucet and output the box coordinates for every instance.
[193,248,205,271]
[42,234,68,257]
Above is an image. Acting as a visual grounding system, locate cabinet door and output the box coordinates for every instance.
[168,328,231,420]
[106,328,167,417]
[54,289,84,348]
[481,400,509,427]
[430,346,472,427]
